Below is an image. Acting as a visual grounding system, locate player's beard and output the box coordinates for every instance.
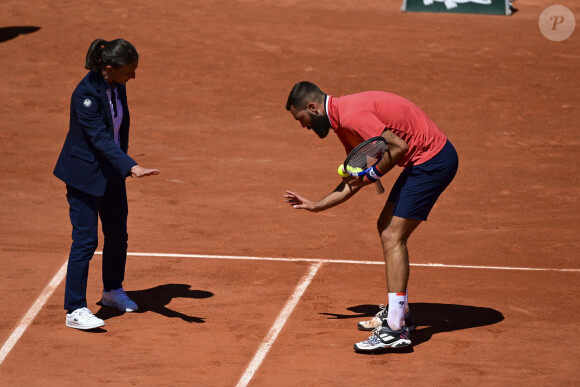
[308,112,331,139]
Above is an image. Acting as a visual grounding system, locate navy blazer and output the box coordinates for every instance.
[54,71,137,196]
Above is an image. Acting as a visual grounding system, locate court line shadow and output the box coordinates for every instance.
[322,302,504,353]
[0,26,41,43]
[95,284,213,324]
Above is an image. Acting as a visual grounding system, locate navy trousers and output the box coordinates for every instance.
[64,175,128,311]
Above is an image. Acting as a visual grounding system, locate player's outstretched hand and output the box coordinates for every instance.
[131,165,160,178]
[284,190,317,211]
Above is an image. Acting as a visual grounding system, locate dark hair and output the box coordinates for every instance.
[85,38,139,71]
[285,81,326,111]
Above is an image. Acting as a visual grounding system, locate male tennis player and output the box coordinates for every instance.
[283,81,458,352]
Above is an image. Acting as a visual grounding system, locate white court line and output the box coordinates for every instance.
[108,252,580,272]
[0,260,68,366]
[2,252,578,367]
[236,261,323,387]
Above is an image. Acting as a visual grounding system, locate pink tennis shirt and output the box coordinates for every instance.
[326,92,447,168]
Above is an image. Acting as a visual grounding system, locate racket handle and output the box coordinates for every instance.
[375,181,385,195]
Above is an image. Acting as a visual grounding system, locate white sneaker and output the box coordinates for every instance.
[357,304,388,331]
[66,307,105,330]
[357,304,416,332]
[101,288,138,312]
[354,323,412,352]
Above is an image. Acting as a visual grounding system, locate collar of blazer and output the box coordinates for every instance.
[87,71,128,128]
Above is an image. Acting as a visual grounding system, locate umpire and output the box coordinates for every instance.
[54,38,159,330]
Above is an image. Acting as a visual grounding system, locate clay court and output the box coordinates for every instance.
[0,0,578,385]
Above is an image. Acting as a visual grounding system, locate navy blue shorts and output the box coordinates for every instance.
[388,140,458,221]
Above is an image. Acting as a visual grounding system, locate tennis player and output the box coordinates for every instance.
[54,39,159,330]
[283,81,458,352]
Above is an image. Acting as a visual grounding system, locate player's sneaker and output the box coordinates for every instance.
[354,322,412,352]
[357,304,415,332]
[102,288,138,312]
[66,307,105,330]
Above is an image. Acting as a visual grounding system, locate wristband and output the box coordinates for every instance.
[364,165,385,183]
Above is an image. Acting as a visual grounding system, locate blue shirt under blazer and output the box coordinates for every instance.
[54,71,137,196]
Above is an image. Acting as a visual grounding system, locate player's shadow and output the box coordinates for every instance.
[321,302,504,353]
[0,26,41,43]
[95,284,213,324]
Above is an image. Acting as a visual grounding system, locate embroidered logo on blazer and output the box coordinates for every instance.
[83,99,92,107]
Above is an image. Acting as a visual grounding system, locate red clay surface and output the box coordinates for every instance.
[0,0,578,385]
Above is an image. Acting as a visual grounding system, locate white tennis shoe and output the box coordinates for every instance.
[358,304,388,331]
[66,307,105,330]
[358,304,416,332]
[102,288,138,312]
[354,323,412,352]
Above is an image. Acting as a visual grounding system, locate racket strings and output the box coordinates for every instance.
[346,141,387,169]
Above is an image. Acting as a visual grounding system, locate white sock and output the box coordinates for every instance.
[386,292,406,330]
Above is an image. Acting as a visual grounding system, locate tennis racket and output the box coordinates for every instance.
[338,136,388,194]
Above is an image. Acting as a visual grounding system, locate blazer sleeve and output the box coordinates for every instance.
[73,91,137,177]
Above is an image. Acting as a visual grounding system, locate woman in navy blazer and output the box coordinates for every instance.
[54,39,159,330]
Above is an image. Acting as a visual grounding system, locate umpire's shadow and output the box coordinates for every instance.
[322,302,504,352]
[95,284,213,323]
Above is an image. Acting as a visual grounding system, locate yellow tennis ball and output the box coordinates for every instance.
[347,166,364,175]
[338,165,363,177]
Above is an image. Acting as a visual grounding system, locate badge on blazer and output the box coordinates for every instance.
[83,99,92,107]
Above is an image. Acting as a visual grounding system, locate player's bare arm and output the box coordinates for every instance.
[377,129,409,173]
[348,130,409,188]
[284,182,362,212]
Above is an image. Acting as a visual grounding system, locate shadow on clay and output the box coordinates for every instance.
[0,26,41,43]
[95,284,213,324]
[322,302,504,354]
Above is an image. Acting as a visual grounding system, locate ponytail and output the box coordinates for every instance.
[84,38,139,72]
[85,39,107,71]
